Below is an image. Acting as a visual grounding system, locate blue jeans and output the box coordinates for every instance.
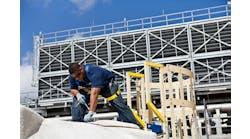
[109,94,138,125]
[71,94,90,122]
[71,93,140,127]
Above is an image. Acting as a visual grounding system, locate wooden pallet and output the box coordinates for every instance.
[126,61,200,139]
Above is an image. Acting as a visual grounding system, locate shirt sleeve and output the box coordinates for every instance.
[69,75,78,90]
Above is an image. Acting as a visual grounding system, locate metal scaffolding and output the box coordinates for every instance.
[32,5,231,108]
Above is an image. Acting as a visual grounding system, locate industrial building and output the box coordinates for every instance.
[22,4,231,138]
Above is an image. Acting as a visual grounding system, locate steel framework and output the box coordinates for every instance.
[32,5,231,108]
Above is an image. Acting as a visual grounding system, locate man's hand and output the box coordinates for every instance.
[76,93,86,105]
[84,111,95,122]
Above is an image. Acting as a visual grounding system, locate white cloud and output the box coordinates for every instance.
[21,51,33,65]
[69,0,96,14]
[67,33,83,40]
[26,0,52,8]
[26,0,112,14]
[20,64,37,92]
[20,51,37,101]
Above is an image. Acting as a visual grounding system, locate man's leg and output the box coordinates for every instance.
[71,96,87,122]
[109,95,141,127]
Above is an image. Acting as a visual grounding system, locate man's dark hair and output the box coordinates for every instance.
[68,62,81,74]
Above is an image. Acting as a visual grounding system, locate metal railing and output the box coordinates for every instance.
[37,88,71,101]
[20,91,38,107]
[198,116,231,135]
[36,4,231,44]
[195,70,231,85]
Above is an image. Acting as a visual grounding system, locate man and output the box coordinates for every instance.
[68,62,140,127]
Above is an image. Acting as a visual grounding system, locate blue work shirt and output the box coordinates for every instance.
[69,64,115,95]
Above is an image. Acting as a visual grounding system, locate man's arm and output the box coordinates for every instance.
[89,87,101,111]
[70,89,79,96]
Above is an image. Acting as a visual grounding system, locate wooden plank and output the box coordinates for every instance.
[174,83,181,138]
[180,67,193,77]
[193,110,200,139]
[178,73,184,100]
[148,107,153,123]
[172,82,179,88]
[188,114,193,137]
[161,66,168,74]
[167,64,181,73]
[182,79,190,104]
[188,73,195,105]
[176,84,187,139]
[144,62,153,123]
[167,71,173,99]
[166,64,193,77]
[183,79,190,86]
[159,68,168,137]
[166,99,194,108]
[150,82,179,89]
[140,108,192,120]
[165,108,193,117]
[175,84,180,109]
[189,76,200,139]
[182,107,188,139]
[167,70,176,139]
[189,114,196,139]
[140,78,147,130]
[170,105,176,139]
[140,62,199,138]
[149,83,161,88]
[186,80,191,101]
[178,119,183,139]
[126,73,132,108]
[135,80,141,116]
[189,112,200,139]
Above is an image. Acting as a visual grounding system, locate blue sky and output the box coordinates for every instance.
[20,0,228,64]
[20,0,228,92]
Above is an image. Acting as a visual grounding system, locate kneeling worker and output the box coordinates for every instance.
[68,63,140,127]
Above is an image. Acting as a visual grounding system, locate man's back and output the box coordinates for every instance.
[84,64,114,88]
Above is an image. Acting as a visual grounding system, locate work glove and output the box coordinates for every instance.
[84,111,95,122]
[76,93,86,105]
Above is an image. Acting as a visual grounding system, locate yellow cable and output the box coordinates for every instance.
[145,61,163,69]
[147,101,166,123]
[127,72,144,78]
[130,108,146,129]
